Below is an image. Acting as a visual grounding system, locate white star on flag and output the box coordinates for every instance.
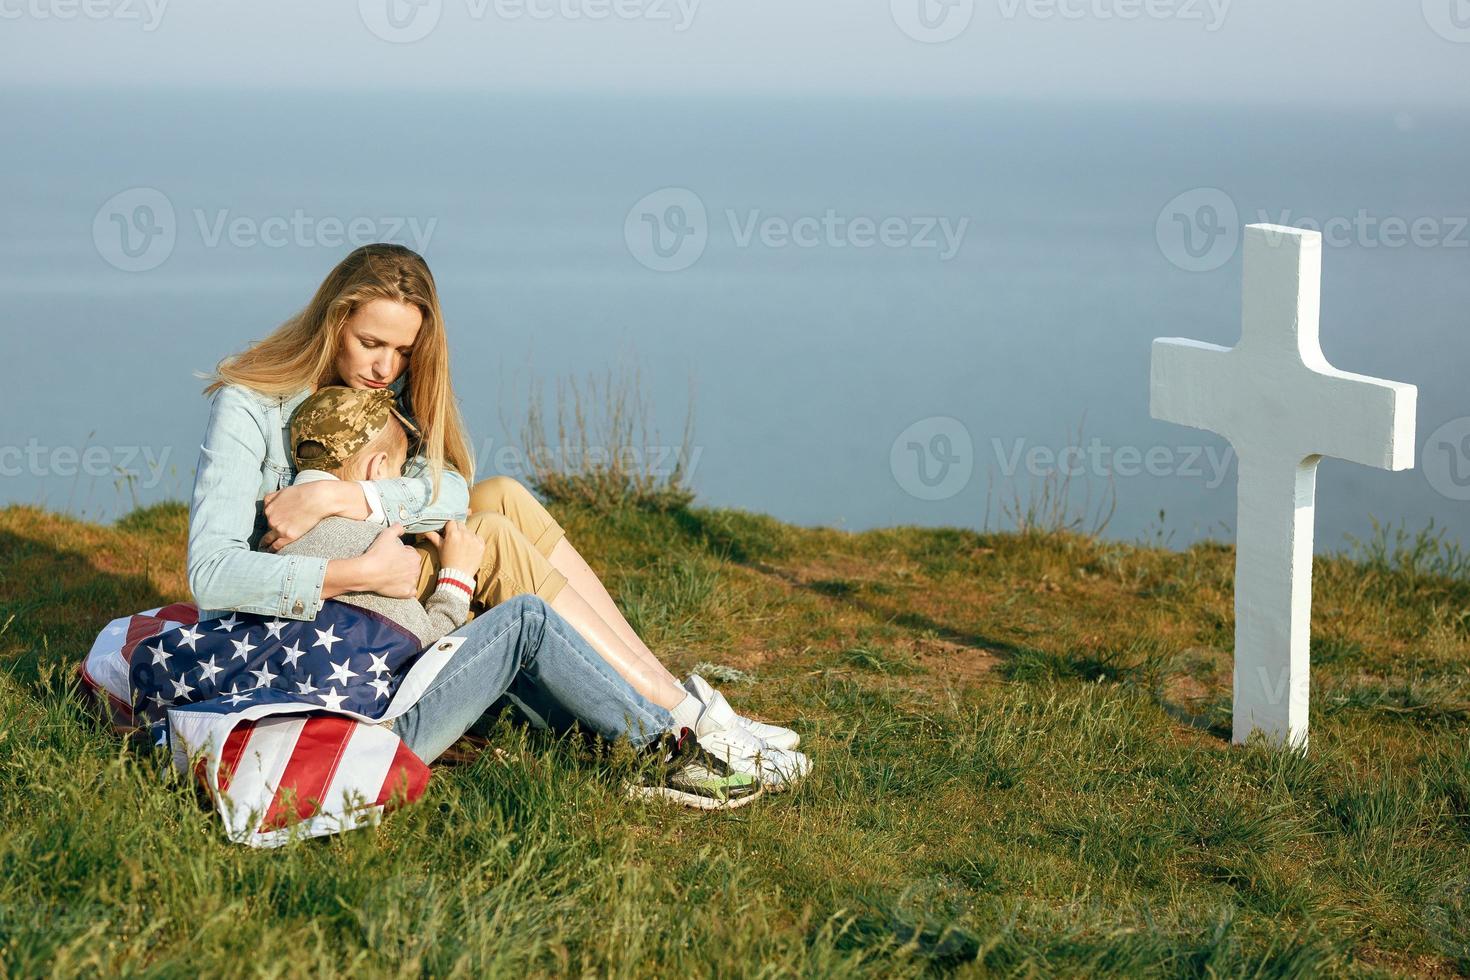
[312,625,342,654]
[250,663,279,689]
[327,659,359,686]
[213,614,239,632]
[197,655,224,685]
[169,673,195,700]
[295,676,318,695]
[225,690,254,706]
[229,635,258,662]
[370,676,392,700]
[147,692,169,711]
[318,688,348,711]
[147,640,170,666]
[367,652,391,675]
[263,618,288,639]
[280,642,307,669]
[175,625,204,651]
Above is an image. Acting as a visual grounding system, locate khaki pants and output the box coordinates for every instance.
[409,476,569,618]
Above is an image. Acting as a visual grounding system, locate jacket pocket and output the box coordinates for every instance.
[263,460,292,493]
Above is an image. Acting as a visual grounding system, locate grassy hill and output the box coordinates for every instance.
[1,499,1468,977]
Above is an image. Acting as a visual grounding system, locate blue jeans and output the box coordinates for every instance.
[389,594,674,763]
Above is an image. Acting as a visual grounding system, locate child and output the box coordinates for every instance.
[273,385,484,649]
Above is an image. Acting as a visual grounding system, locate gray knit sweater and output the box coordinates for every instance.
[274,516,470,649]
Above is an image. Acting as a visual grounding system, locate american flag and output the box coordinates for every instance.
[78,600,466,848]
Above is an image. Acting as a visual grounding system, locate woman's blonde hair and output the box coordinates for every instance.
[201,243,475,502]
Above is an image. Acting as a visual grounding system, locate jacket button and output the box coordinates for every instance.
[398,505,408,519]
[292,600,304,615]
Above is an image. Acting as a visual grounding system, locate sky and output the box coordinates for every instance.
[1,0,1467,105]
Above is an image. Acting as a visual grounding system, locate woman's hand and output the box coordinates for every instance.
[261,481,353,551]
[420,520,485,577]
[355,523,425,599]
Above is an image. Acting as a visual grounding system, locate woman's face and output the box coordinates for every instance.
[334,298,423,390]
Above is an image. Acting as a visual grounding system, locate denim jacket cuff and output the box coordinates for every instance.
[281,553,330,620]
[356,480,388,525]
[372,470,469,531]
[374,476,421,524]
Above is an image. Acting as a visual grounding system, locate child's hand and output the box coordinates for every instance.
[420,520,484,577]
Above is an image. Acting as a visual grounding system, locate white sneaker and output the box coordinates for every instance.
[691,688,810,790]
[684,673,801,751]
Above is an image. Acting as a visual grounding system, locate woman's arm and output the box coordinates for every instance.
[187,386,366,620]
[260,457,470,547]
[369,453,471,531]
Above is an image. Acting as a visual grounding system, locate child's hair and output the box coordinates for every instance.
[302,415,410,482]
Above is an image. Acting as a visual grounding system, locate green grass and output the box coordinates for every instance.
[2,500,1469,976]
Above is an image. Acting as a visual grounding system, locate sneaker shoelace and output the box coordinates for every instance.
[707,717,768,755]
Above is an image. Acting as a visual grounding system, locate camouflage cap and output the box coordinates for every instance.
[289,385,422,472]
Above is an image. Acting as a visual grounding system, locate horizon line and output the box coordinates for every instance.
[9,83,1470,112]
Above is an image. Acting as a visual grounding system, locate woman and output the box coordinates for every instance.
[186,243,806,789]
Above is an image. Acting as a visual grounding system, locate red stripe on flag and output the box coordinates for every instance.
[216,719,257,794]
[155,602,199,625]
[260,715,355,831]
[376,740,430,810]
[119,604,199,665]
[120,615,166,665]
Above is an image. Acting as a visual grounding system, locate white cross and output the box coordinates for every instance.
[1150,224,1417,750]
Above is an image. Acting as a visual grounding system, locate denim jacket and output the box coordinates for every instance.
[186,372,470,622]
